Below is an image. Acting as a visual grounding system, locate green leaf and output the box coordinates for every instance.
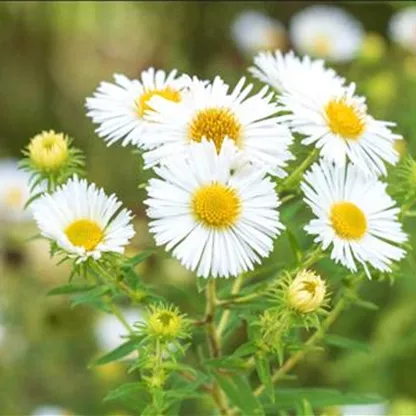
[196,276,208,293]
[204,356,248,370]
[264,388,384,411]
[104,382,148,402]
[70,285,111,307]
[123,251,153,269]
[211,372,263,415]
[255,356,274,402]
[300,399,315,416]
[325,334,370,353]
[47,284,96,296]
[91,339,139,366]
[232,341,258,358]
[354,298,379,311]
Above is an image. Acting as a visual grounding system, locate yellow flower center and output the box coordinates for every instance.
[136,87,181,118]
[330,202,367,240]
[64,219,104,251]
[192,183,241,229]
[188,107,242,153]
[28,130,69,171]
[302,280,318,295]
[311,34,331,57]
[325,98,365,140]
[3,187,24,208]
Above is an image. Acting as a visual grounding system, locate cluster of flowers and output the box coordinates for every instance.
[27,51,407,281]
[232,4,416,62]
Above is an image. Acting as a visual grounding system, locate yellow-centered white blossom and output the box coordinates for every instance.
[287,270,326,313]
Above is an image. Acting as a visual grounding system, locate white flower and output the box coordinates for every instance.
[389,6,416,53]
[31,406,72,416]
[231,10,286,56]
[85,68,189,147]
[140,76,294,177]
[301,161,407,276]
[249,50,345,95]
[251,52,401,177]
[144,138,283,278]
[340,403,387,416]
[289,5,364,63]
[0,159,33,223]
[32,176,135,262]
[95,308,144,354]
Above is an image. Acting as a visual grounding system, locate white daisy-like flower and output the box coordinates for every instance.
[0,159,33,223]
[85,68,189,147]
[249,50,346,95]
[251,52,401,177]
[231,10,286,56]
[140,76,294,177]
[389,6,416,53]
[301,161,407,276]
[95,308,144,354]
[32,176,135,262]
[144,138,283,278]
[289,5,364,63]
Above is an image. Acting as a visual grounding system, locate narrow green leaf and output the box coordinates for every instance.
[123,251,153,269]
[204,356,247,370]
[212,372,263,415]
[300,399,315,416]
[91,339,139,366]
[71,285,110,306]
[286,228,302,264]
[354,298,379,311]
[232,341,257,358]
[104,382,148,402]
[325,334,370,353]
[47,284,96,296]
[255,356,274,402]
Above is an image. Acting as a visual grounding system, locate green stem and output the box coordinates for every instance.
[278,149,318,192]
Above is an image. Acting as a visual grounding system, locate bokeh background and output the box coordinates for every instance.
[1,1,416,415]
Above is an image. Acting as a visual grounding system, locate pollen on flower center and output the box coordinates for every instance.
[311,35,331,56]
[136,87,181,118]
[330,202,367,240]
[325,98,365,140]
[4,187,23,208]
[188,107,242,153]
[192,183,241,228]
[65,219,104,251]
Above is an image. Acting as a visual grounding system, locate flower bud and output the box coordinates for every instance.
[146,304,189,341]
[28,130,69,172]
[287,270,326,313]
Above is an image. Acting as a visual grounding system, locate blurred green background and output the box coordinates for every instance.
[1,1,416,415]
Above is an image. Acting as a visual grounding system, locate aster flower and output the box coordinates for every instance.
[389,6,416,54]
[231,10,286,56]
[0,159,33,223]
[32,176,135,262]
[140,76,294,177]
[301,161,407,276]
[251,52,401,177]
[289,5,364,63]
[144,139,283,278]
[85,68,189,147]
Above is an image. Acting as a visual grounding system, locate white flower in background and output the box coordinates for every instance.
[32,176,135,262]
[141,76,294,177]
[249,50,346,95]
[389,6,416,53]
[95,308,144,354]
[0,159,33,223]
[85,68,189,146]
[302,161,407,277]
[251,52,401,177]
[289,5,364,63]
[145,139,283,278]
[231,10,286,56]
[340,402,387,416]
[31,406,72,416]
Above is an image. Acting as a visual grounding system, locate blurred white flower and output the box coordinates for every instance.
[231,10,286,56]
[389,6,416,53]
[95,308,144,354]
[289,5,364,62]
[31,406,72,416]
[340,402,387,416]
[0,159,33,223]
